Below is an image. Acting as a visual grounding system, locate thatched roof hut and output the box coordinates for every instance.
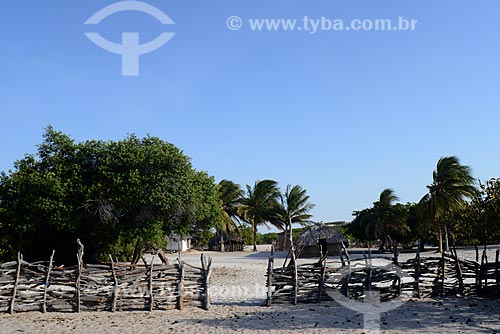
[208,234,244,252]
[296,223,349,258]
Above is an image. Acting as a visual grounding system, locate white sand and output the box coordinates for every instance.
[2,244,500,333]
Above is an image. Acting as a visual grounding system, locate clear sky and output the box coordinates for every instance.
[1,1,499,225]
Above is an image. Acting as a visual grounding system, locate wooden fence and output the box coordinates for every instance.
[267,244,500,305]
[0,240,212,314]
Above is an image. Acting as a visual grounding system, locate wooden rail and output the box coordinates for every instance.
[268,245,500,305]
[0,241,212,314]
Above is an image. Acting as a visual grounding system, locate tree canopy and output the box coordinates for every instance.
[0,127,221,263]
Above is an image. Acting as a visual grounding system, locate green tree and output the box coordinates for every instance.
[214,179,244,251]
[240,180,280,252]
[348,189,409,249]
[0,127,222,263]
[273,184,314,252]
[419,156,478,253]
[370,189,409,250]
[217,179,244,234]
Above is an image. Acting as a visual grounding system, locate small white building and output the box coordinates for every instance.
[165,234,191,252]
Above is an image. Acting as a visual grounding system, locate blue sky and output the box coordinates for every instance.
[1,0,500,227]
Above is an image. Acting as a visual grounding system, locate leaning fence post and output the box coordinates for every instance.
[76,239,84,313]
[341,242,350,267]
[454,251,464,296]
[266,255,274,306]
[9,252,22,315]
[440,250,445,296]
[42,250,55,313]
[109,255,119,312]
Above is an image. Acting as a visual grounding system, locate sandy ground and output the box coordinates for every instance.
[2,245,500,333]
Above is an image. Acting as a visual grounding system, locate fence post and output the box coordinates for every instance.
[481,246,488,290]
[200,253,206,270]
[266,255,274,306]
[177,262,185,310]
[454,252,464,296]
[393,241,399,265]
[148,257,155,312]
[204,257,212,310]
[42,250,55,313]
[318,255,327,302]
[342,242,350,267]
[415,240,421,298]
[76,239,84,313]
[292,250,298,305]
[496,249,500,296]
[9,252,22,315]
[439,250,445,296]
[109,255,119,312]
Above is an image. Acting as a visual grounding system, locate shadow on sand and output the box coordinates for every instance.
[181,298,500,333]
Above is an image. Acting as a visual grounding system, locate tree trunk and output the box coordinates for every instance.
[220,234,225,252]
[282,227,288,251]
[444,225,449,252]
[438,229,443,254]
[288,218,295,266]
[253,222,257,252]
[157,248,169,265]
[131,241,142,265]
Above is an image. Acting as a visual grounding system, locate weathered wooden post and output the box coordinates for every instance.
[495,249,500,296]
[109,255,119,312]
[393,241,399,265]
[318,255,327,302]
[342,242,351,267]
[415,240,421,298]
[177,262,185,310]
[440,250,445,296]
[9,252,22,315]
[266,255,274,306]
[292,250,298,305]
[200,253,206,270]
[367,247,373,292]
[42,250,55,313]
[148,257,155,312]
[454,252,464,296]
[481,246,488,290]
[76,239,84,313]
[204,257,212,310]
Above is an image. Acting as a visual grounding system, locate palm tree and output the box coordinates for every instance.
[371,189,406,251]
[216,180,244,251]
[419,156,477,253]
[217,180,244,233]
[240,180,280,252]
[273,185,315,253]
